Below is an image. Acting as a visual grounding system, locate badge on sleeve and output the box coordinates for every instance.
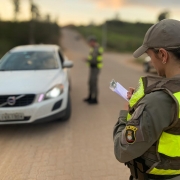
[125,126,138,144]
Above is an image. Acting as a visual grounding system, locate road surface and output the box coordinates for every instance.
[0,28,148,180]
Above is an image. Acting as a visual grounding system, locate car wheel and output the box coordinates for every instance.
[143,63,150,73]
[61,93,71,121]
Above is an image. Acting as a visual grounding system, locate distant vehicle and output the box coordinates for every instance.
[143,56,154,73]
[0,44,73,124]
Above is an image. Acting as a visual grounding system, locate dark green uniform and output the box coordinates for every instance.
[113,75,180,180]
[87,45,103,100]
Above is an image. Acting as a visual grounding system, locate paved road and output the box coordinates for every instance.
[0,28,148,180]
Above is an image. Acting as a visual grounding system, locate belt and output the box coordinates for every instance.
[127,158,180,180]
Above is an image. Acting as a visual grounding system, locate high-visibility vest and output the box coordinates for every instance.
[127,76,180,175]
[87,46,103,69]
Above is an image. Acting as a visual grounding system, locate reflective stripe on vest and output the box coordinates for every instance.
[158,132,180,157]
[173,91,180,118]
[87,47,103,69]
[149,168,180,175]
[127,77,145,121]
[98,47,103,53]
[97,63,103,68]
[88,55,92,60]
[97,56,103,62]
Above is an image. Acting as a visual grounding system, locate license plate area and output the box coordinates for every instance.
[0,113,24,121]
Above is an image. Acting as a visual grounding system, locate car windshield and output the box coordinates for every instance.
[0,51,59,71]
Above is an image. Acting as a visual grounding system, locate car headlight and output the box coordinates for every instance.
[45,84,64,100]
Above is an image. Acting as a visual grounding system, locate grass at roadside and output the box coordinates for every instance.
[73,21,149,67]
[74,21,153,53]
[75,25,143,53]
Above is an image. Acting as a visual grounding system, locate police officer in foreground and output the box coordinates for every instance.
[83,36,103,104]
[113,19,180,180]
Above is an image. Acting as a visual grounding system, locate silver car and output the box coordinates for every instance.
[0,44,73,124]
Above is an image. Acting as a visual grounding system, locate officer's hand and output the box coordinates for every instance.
[127,87,135,100]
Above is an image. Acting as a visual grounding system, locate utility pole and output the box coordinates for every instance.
[102,21,107,50]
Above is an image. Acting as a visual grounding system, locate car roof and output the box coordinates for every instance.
[10,44,60,53]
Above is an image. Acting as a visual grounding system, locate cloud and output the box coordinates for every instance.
[88,0,125,9]
[125,0,180,7]
[86,0,180,9]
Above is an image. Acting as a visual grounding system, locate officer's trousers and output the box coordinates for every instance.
[88,67,100,99]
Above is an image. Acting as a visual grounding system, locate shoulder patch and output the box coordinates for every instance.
[125,126,138,144]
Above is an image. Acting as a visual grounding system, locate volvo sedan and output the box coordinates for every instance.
[0,44,73,124]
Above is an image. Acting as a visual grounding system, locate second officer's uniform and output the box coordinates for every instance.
[84,36,103,104]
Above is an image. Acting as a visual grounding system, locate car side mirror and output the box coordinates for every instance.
[63,60,73,68]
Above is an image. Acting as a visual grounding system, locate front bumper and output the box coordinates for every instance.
[33,109,66,123]
[0,92,68,125]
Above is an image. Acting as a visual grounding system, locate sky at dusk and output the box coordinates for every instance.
[1,0,180,25]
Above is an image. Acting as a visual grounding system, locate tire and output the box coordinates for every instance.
[143,63,150,73]
[69,78,72,92]
[61,93,71,121]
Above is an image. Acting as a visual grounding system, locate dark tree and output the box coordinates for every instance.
[12,0,20,21]
[29,0,40,20]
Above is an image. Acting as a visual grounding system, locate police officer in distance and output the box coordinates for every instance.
[83,36,103,104]
[113,19,180,180]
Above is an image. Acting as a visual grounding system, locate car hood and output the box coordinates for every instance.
[0,70,63,95]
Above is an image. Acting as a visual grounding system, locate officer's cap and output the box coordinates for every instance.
[88,36,97,42]
[133,19,180,58]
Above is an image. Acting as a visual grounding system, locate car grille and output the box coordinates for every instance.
[0,94,36,107]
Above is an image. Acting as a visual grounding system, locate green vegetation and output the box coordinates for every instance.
[75,20,153,53]
[0,21,60,58]
[0,0,60,58]
[133,58,144,64]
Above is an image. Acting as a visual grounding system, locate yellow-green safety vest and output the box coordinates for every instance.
[127,76,180,175]
[87,46,103,69]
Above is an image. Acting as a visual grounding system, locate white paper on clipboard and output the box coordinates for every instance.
[110,79,129,101]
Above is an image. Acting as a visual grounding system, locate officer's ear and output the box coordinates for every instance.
[158,48,168,64]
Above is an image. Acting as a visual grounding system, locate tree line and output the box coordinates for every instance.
[0,0,60,57]
[75,10,171,53]
[11,0,54,22]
